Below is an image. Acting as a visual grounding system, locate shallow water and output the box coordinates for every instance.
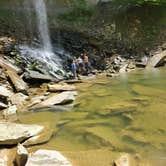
[19,68,166,165]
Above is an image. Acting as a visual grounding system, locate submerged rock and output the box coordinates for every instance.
[102,102,137,115]
[25,150,72,166]
[0,121,44,145]
[31,105,74,113]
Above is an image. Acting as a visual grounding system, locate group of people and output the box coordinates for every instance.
[71,54,91,79]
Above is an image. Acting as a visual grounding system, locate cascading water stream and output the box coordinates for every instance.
[33,0,53,52]
[20,0,65,78]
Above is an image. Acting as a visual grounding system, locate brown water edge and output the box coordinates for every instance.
[18,68,166,166]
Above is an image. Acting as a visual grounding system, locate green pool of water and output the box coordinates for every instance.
[19,68,166,165]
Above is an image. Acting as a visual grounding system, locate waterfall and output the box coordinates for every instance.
[20,0,65,78]
[33,0,53,52]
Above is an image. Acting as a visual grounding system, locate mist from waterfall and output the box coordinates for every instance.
[20,0,65,78]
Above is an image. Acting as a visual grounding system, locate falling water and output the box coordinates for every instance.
[33,0,53,52]
[20,0,65,78]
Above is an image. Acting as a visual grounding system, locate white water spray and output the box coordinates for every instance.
[21,0,64,77]
[33,0,53,52]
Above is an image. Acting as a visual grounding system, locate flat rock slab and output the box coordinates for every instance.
[147,50,166,68]
[48,84,76,92]
[0,86,13,98]
[0,121,44,145]
[7,70,28,92]
[30,96,47,106]
[36,91,77,107]
[25,150,72,166]
[9,93,28,110]
[24,70,55,82]
[10,93,28,105]
[23,123,53,147]
[0,57,21,74]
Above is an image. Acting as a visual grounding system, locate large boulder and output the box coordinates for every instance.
[147,50,166,68]
[35,91,77,107]
[0,121,44,145]
[25,150,72,166]
[24,70,55,82]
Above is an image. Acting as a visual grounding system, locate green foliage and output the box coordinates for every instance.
[58,0,94,24]
[111,0,166,9]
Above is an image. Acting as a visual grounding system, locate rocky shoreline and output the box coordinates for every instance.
[0,36,166,166]
[0,37,79,165]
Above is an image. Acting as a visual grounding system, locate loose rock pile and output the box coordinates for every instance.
[0,37,80,166]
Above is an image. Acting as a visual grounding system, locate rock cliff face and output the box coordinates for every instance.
[0,0,166,58]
